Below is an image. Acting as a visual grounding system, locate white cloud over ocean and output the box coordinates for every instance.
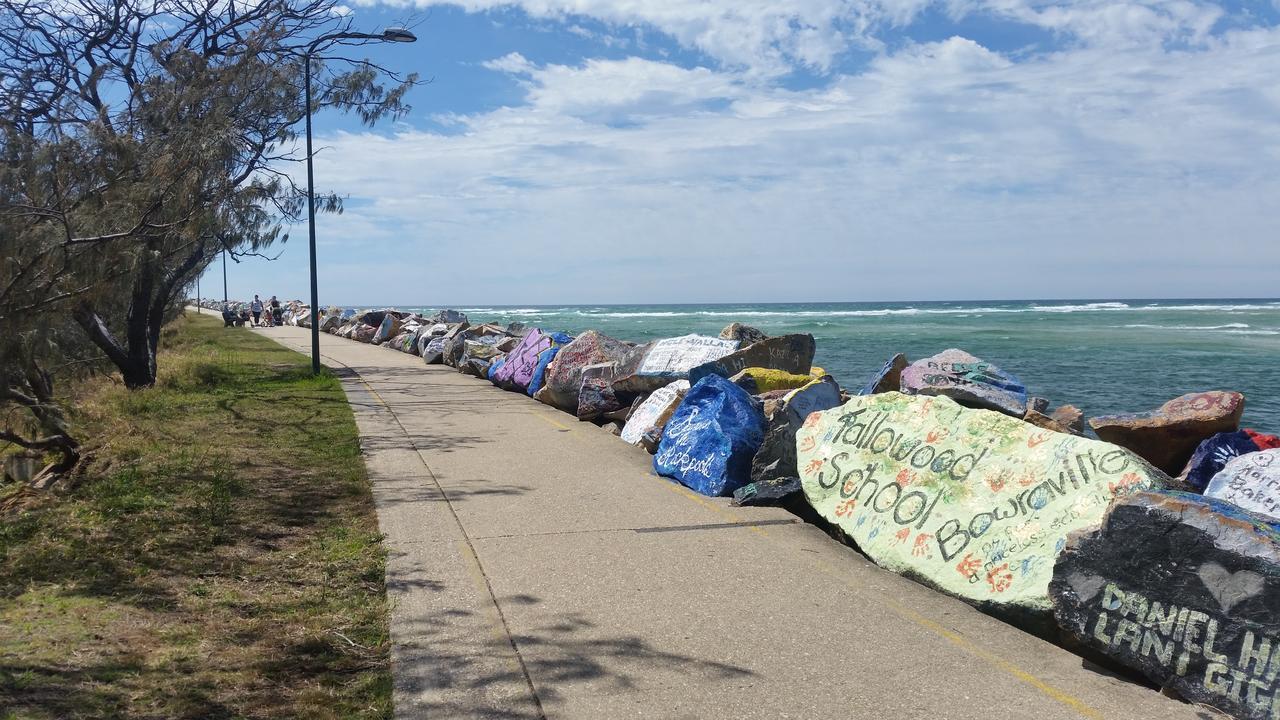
[230,0,1280,304]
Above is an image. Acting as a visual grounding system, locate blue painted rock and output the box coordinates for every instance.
[797,392,1165,612]
[654,374,767,497]
[687,334,815,385]
[899,349,1027,417]
[1182,431,1264,492]
[1051,491,1280,720]
[1205,449,1280,521]
[858,353,908,396]
[1090,391,1246,476]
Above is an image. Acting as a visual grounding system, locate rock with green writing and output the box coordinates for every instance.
[796,392,1165,613]
[1051,491,1280,720]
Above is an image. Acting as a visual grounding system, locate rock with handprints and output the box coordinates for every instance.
[719,322,768,345]
[1050,405,1085,435]
[1247,429,1280,450]
[1090,391,1246,476]
[688,334,815,385]
[1050,491,1280,720]
[797,392,1165,613]
[611,334,739,396]
[539,330,631,413]
[751,377,842,490]
[730,367,817,395]
[899,349,1027,417]
[620,380,690,452]
[1181,431,1265,492]
[1205,449,1280,521]
[654,374,767,497]
[858,353,908,396]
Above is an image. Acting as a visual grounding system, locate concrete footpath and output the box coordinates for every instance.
[255,322,1213,720]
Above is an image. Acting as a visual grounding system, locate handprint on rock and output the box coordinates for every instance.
[986,563,1014,593]
[892,527,911,545]
[912,533,933,558]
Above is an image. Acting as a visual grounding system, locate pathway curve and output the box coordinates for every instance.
[256,323,1208,720]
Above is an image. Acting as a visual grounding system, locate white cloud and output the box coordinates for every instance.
[295,28,1280,302]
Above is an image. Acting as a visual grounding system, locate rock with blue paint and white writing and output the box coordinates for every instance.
[1050,491,1280,720]
[1181,431,1264,492]
[796,392,1165,613]
[654,374,767,497]
[1205,449,1280,521]
[899,349,1027,417]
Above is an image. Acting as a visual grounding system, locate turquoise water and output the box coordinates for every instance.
[400,299,1280,432]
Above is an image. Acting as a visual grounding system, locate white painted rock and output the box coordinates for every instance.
[620,380,690,452]
[1205,449,1280,521]
[796,392,1166,611]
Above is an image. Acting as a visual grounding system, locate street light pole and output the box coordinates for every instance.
[303,27,416,375]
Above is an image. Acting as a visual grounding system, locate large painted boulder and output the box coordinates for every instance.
[899,349,1027,417]
[859,353,908,396]
[1091,391,1246,476]
[539,330,630,413]
[654,375,767,497]
[577,363,622,420]
[527,333,573,397]
[687,334,815,385]
[420,336,448,364]
[611,334,739,395]
[353,324,377,344]
[796,392,1165,613]
[1050,491,1280,720]
[730,367,816,395]
[491,329,555,392]
[1183,431,1265,492]
[750,377,843,490]
[620,380,690,452]
[371,313,402,344]
[1205,449,1280,521]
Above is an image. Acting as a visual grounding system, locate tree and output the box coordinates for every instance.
[0,0,418,389]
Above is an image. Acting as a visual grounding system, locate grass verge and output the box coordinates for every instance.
[0,312,389,719]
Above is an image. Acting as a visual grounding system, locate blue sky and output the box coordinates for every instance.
[203,0,1280,306]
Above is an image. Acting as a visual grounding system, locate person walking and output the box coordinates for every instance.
[270,296,281,326]
[250,295,263,326]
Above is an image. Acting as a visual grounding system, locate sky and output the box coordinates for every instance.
[201,0,1280,306]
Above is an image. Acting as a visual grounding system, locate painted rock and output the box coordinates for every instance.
[796,392,1165,612]
[372,313,402,345]
[420,336,448,364]
[612,334,739,395]
[491,329,555,392]
[577,363,623,421]
[1050,491,1280,720]
[1206,449,1280,521]
[1247,430,1280,451]
[526,334,573,397]
[654,375,767,497]
[751,377,843,490]
[733,476,804,507]
[1090,391,1246,476]
[1182,431,1265,492]
[620,380,690,452]
[858,353,909,396]
[719,322,768,345]
[1050,405,1085,435]
[688,334,815,385]
[539,330,630,413]
[353,324,377,344]
[730,367,815,395]
[899,349,1027,417]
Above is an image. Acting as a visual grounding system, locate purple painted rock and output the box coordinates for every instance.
[491,329,555,392]
[899,349,1027,417]
[687,334,815,386]
[1090,391,1246,476]
[539,330,631,413]
[1205,449,1280,521]
[1050,491,1280,720]
[1182,431,1265,492]
[858,353,908,396]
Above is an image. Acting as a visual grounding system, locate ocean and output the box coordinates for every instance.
[399,299,1280,433]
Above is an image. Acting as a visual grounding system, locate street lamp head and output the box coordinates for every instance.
[382,27,417,43]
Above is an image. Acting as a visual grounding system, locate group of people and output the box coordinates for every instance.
[249,295,282,327]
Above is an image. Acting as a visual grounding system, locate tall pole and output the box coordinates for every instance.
[305,55,321,374]
[222,249,228,303]
[197,274,200,313]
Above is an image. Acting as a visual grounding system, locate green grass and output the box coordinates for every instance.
[0,313,390,719]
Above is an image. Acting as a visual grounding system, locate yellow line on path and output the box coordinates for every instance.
[529,410,574,431]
